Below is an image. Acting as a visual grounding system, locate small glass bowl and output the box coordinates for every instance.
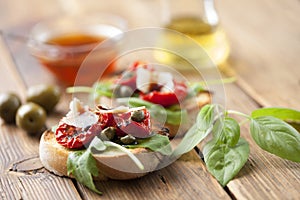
[28,13,127,86]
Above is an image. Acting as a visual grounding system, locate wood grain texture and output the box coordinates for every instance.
[189,67,300,199]
[0,173,82,200]
[218,0,300,109]
[218,83,300,200]
[77,151,230,200]
[0,0,300,199]
[0,34,82,200]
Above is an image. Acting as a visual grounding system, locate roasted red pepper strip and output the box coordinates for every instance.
[98,109,151,138]
[141,81,188,107]
[55,123,102,149]
[119,109,151,138]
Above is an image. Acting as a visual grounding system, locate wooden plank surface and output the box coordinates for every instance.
[222,83,300,200]
[189,68,300,199]
[0,34,82,200]
[0,0,300,199]
[218,0,300,109]
[78,151,230,200]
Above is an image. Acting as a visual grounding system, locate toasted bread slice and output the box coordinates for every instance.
[39,130,162,180]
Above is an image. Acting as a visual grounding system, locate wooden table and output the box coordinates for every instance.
[0,0,299,199]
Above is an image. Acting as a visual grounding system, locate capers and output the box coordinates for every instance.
[99,127,116,141]
[131,110,145,122]
[0,93,21,123]
[114,85,133,98]
[16,102,46,135]
[26,84,61,113]
[120,135,136,145]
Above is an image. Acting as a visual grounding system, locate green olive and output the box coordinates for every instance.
[16,102,46,134]
[120,135,136,145]
[114,85,133,98]
[0,93,21,123]
[99,126,116,141]
[131,110,145,122]
[26,84,61,113]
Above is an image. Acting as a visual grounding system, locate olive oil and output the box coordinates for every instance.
[156,17,230,69]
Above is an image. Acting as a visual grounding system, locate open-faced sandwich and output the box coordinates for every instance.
[39,98,172,194]
[68,61,211,137]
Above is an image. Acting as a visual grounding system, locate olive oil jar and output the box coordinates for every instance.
[156,0,230,70]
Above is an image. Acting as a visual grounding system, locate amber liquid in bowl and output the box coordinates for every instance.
[39,33,117,86]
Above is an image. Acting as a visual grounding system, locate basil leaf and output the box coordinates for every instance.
[251,108,300,131]
[203,138,250,186]
[250,116,300,162]
[172,104,215,157]
[213,117,240,147]
[67,150,101,194]
[196,104,215,129]
[126,134,172,155]
[251,107,300,122]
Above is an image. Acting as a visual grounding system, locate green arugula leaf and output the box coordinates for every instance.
[67,150,101,194]
[151,105,187,125]
[251,107,300,122]
[172,104,215,157]
[93,82,113,98]
[213,117,240,147]
[251,107,300,131]
[66,82,113,98]
[126,134,172,155]
[250,116,300,162]
[66,136,146,195]
[186,82,206,98]
[203,138,250,186]
[118,97,187,125]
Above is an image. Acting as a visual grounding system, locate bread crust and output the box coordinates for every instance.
[39,130,162,180]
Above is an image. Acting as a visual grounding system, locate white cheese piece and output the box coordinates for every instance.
[98,106,146,114]
[136,67,174,93]
[157,72,174,92]
[60,98,98,128]
[136,67,151,93]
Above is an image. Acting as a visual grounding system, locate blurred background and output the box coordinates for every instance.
[0,0,299,107]
[1,0,299,72]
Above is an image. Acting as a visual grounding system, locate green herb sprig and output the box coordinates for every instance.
[172,105,300,186]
